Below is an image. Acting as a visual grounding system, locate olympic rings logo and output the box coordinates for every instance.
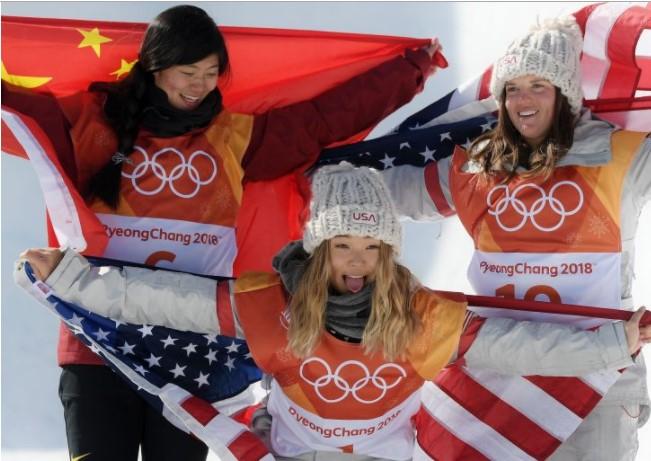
[300,357,406,404]
[486,181,584,232]
[122,146,217,198]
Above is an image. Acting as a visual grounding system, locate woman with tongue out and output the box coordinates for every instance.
[380,15,651,461]
[18,162,651,460]
[4,4,447,461]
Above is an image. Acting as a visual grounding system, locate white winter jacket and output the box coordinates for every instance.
[18,248,635,379]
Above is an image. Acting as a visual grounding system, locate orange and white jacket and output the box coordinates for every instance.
[381,114,651,408]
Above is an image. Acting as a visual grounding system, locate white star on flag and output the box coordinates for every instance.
[418,145,436,163]
[183,342,198,356]
[205,349,218,365]
[93,328,110,341]
[226,341,240,354]
[380,154,395,169]
[138,324,154,338]
[134,365,148,376]
[170,363,186,378]
[119,341,136,355]
[161,335,177,349]
[144,353,162,368]
[194,372,210,388]
[225,356,236,371]
[203,333,218,345]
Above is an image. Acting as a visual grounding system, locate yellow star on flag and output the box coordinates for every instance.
[1,62,52,88]
[77,28,112,58]
[110,58,138,79]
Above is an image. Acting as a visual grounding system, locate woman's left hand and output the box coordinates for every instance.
[18,248,64,281]
[423,38,448,71]
[624,306,651,355]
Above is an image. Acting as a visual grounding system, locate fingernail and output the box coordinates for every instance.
[433,51,448,69]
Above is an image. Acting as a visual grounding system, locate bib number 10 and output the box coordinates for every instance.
[495,283,562,303]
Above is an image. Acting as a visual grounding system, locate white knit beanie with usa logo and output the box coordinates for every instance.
[303,162,402,254]
[490,15,584,115]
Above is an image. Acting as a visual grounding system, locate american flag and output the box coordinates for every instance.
[318,2,650,172]
[318,3,651,460]
[16,260,272,461]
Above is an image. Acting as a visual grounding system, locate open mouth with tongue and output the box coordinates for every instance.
[343,275,365,293]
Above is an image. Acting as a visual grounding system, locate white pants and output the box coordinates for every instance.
[548,402,646,461]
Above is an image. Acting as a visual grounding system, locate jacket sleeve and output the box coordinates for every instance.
[381,156,456,221]
[628,136,651,205]
[1,82,78,183]
[241,49,433,180]
[461,315,633,376]
[39,249,238,336]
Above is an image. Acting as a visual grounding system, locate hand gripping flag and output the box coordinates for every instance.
[14,259,272,461]
[1,15,430,274]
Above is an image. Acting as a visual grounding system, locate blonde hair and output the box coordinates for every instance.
[469,87,575,183]
[287,240,419,360]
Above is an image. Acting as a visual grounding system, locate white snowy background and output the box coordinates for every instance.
[2,2,650,460]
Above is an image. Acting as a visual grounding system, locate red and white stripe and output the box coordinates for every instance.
[576,2,651,130]
[412,294,631,461]
[1,107,108,255]
[415,364,622,461]
[159,384,273,461]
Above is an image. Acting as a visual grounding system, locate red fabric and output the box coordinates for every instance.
[423,159,455,217]
[415,409,490,461]
[1,16,428,111]
[217,282,236,338]
[466,294,651,326]
[436,367,562,460]
[227,431,271,461]
[456,315,485,361]
[180,396,219,426]
[525,376,603,419]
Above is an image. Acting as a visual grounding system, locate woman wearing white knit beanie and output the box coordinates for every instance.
[381,14,651,461]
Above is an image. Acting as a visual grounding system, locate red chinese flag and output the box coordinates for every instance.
[1,15,428,272]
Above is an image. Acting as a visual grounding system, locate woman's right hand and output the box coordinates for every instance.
[624,306,651,355]
[18,248,64,281]
[423,38,448,71]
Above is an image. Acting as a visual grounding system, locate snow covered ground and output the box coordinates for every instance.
[3,2,650,460]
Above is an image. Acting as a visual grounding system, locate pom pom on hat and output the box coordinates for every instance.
[490,16,584,115]
[303,162,402,254]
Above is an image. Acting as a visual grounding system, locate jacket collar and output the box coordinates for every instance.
[554,110,615,168]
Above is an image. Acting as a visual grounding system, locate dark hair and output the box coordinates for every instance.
[469,87,575,183]
[87,5,230,208]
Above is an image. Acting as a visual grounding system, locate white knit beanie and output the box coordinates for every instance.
[490,16,584,115]
[303,162,402,254]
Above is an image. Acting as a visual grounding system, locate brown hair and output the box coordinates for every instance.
[469,87,575,183]
[287,241,419,360]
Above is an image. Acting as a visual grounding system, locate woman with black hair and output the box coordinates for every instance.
[3,4,442,460]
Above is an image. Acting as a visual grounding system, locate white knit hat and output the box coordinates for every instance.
[303,162,402,254]
[490,16,584,115]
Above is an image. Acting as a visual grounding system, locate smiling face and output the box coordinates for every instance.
[328,235,381,294]
[504,75,557,148]
[153,54,220,111]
